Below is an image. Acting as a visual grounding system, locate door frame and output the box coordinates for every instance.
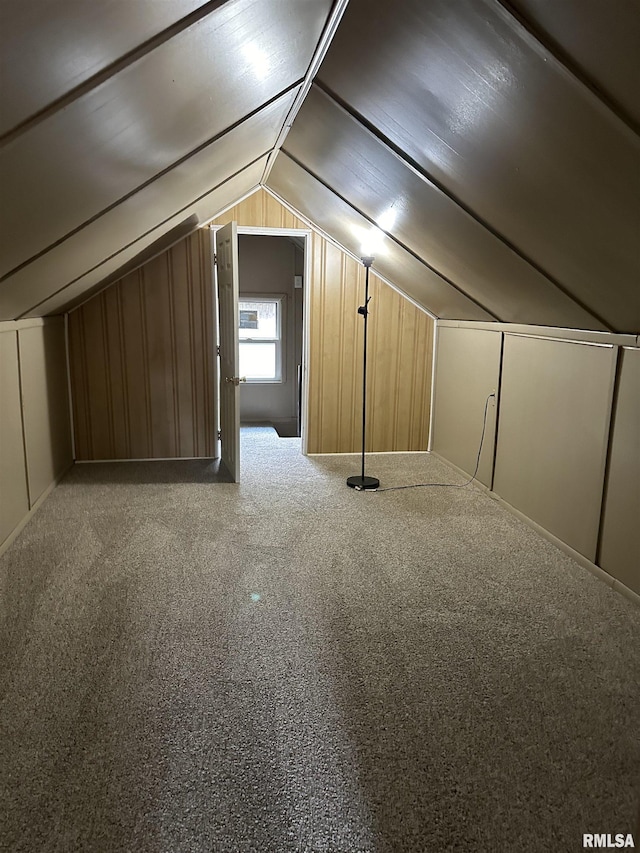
[210,225,312,455]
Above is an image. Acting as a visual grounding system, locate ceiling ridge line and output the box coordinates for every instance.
[276,149,500,322]
[312,79,613,332]
[260,0,350,186]
[1,85,300,285]
[493,0,639,140]
[17,154,271,320]
[0,0,232,148]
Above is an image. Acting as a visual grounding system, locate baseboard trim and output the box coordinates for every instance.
[0,462,73,558]
[76,456,218,463]
[308,450,431,457]
[431,452,639,608]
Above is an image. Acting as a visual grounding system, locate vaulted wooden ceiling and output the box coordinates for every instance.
[1,0,638,331]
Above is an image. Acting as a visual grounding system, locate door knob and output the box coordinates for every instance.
[225,376,247,386]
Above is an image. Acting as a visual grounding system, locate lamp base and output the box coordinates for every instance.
[347,475,380,490]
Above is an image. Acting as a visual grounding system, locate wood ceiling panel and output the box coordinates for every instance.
[29,159,268,318]
[0,0,211,135]
[508,0,640,129]
[284,85,604,329]
[318,0,640,333]
[0,0,332,278]
[267,152,494,322]
[0,92,293,320]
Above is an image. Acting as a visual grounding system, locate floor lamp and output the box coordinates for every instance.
[347,254,380,490]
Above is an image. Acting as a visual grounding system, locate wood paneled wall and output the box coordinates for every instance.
[213,190,434,453]
[69,189,433,458]
[68,230,215,460]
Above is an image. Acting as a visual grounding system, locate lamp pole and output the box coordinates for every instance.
[347,255,379,490]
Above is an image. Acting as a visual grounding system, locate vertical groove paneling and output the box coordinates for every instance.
[120,270,150,458]
[336,251,347,448]
[191,232,206,456]
[138,268,154,456]
[171,238,195,457]
[103,286,128,457]
[406,306,419,451]
[100,292,115,456]
[186,239,199,454]
[394,300,407,447]
[307,232,323,448]
[68,229,216,460]
[82,296,111,458]
[116,285,132,457]
[68,312,89,459]
[148,253,176,457]
[350,257,363,452]
[69,189,433,458]
[200,229,215,457]
[167,251,180,456]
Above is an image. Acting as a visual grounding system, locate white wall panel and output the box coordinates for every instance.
[432,327,502,487]
[18,322,73,505]
[0,329,29,545]
[599,347,640,594]
[493,335,617,560]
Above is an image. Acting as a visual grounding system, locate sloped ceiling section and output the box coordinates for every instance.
[1,0,638,330]
[0,0,337,320]
[267,0,640,333]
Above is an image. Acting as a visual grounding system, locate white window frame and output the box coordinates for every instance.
[238,294,285,384]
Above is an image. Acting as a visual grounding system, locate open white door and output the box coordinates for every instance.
[216,221,241,482]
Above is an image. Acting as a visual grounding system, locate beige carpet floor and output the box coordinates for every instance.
[1,427,638,852]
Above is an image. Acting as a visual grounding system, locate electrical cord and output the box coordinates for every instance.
[358,392,496,493]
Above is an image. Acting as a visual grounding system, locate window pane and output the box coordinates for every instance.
[239,300,278,340]
[239,342,277,379]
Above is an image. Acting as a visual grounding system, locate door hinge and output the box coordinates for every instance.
[213,253,218,265]
[216,345,220,356]
[217,430,221,440]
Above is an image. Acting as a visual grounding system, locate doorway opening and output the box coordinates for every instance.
[237,232,306,441]
[214,224,311,471]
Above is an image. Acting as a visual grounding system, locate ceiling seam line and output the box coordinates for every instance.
[1,85,299,284]
[261,76,309,186]
[260,0,351,185]
[15,154,270,319]
[312,79,614,331]
[0,0,232,147]
[278,149,500,322]
[493,0,639,139]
